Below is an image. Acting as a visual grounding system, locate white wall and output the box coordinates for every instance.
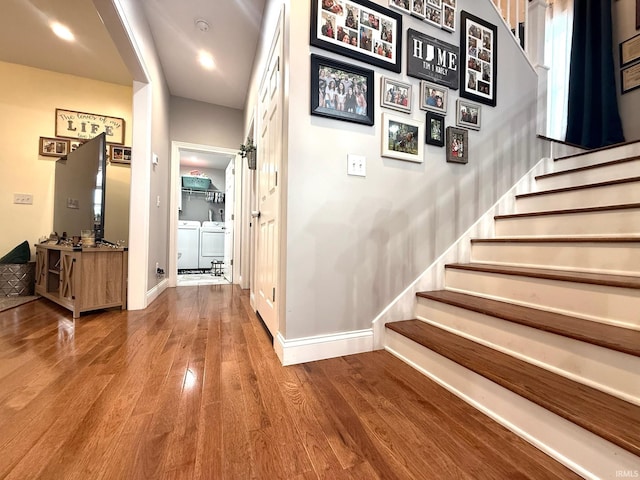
[613,0,640,142]
[170,96,244,149]
[252,0,543,341]
[101,0,172,300]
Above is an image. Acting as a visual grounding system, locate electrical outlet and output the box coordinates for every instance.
[14,193,33,204]
[155,262,159,272]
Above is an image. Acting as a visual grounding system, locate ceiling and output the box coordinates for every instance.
[0,0,265,169]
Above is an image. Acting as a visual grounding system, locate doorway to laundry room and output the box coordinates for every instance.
[170,142,237,287]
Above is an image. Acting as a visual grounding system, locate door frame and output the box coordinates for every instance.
[168,141,240,288]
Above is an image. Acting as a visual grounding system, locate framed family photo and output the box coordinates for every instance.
[311,54,375,126]
[426,111,445,146]
[381,112,424,162]
[620,33,640,67]
[311,0,403,73]
[381,77,412,113]
[388,0,411,15]
[110,145,132,164]
[39,137,70,157]
[420,80,448,113]
[446,126,468,163]
[442,0,456,32]
[456,99,481,130]
[460,11,497,107]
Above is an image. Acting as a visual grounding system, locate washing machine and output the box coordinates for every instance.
[199,221,225,270]
[177,220,200,270]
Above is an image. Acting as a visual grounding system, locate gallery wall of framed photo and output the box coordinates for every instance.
[310,0,504,166]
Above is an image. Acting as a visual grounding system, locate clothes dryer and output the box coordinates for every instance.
[199,221,225,270]
[178,220,200,270]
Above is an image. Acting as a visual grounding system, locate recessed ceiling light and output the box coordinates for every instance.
[51,22,75,42]
[198,51,215,70]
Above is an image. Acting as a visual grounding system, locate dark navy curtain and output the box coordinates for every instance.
[565,0,625,148]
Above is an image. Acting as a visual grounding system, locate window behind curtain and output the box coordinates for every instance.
[545,0,573,140]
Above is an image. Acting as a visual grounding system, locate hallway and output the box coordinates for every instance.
[0,286,580,479]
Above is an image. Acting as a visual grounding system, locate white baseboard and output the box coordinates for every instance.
[146,278,168,306]
[275,329,373,366]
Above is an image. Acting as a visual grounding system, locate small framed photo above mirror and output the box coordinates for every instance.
[39,137,70,157]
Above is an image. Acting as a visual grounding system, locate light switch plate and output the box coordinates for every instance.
[13,193,33,204]
[347,154,366,177]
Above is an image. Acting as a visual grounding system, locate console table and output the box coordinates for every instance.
[35,243,127,318]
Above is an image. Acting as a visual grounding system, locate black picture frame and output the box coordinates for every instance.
[621,62,640,94]
[446,126,468,163]
[620,33,640,67]
[310,54,375,126]
[459,11,497,107]
[426,112,445,147]
[310,0,403,73]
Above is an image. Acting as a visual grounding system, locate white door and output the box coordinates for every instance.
[255,22,283,338]
[224,161,234,282]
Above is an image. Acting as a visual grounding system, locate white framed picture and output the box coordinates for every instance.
[381,112,424,163]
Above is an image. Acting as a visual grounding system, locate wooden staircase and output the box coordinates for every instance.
[384,142,640,479]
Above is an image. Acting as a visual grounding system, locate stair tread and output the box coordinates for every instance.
[386,319,640,457]
[470,236,640,243]
[555,141,640,161]
[495,202,640,219]
[516,176,640,200]
[416,290,640,357]
[538,156,640,180]
[445,263,640,289]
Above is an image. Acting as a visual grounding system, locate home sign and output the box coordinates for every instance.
[406,29,459,89]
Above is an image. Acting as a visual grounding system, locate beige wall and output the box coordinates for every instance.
[0,61,132,258]
[613,0,640,142]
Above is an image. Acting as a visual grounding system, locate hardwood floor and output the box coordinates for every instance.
[0,286,582,479]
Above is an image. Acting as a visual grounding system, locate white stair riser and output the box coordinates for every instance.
[385,330,640,480]
[553,144,640,171]
[536,159,640,190]
[444,268,640,329]
[470,242,640,276]
[414,301,640,405]
[516,181,640,213]
[495,209,640,237]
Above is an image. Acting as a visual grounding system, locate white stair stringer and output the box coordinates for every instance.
[494,205,640,237]
[385,328,640,480]
[413,299,640,405]
[470,239,640,276]
[444,267,640,330]
[515,178,640,213]
[535,157,640,191]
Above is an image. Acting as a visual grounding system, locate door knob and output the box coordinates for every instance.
[251,211,261,218]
